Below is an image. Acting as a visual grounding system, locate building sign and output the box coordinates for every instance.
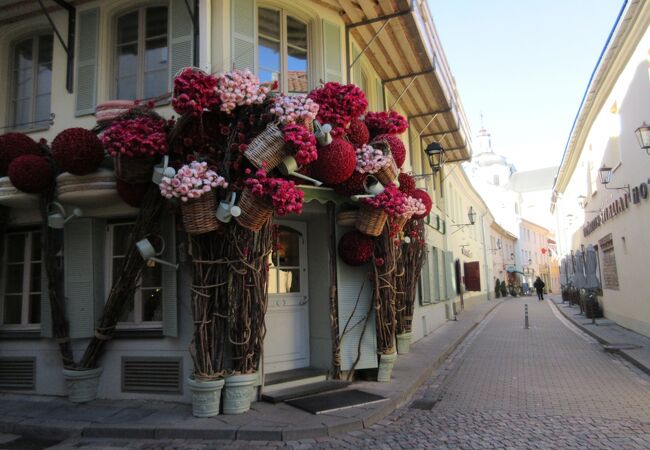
[583,178,650,237]
[461,246,472,257]
[598,234,618,289]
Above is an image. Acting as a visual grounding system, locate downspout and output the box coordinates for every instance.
[480,211,491,301]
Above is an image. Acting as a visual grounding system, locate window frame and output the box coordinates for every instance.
[112,4,170,101]
[0,229,42,330]
[8,32,53,131]
[257,5,311,94]
[105,221,163,329]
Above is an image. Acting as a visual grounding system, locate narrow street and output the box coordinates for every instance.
[38,297,650,449]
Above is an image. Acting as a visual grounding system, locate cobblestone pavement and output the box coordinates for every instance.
[48,298,650,449]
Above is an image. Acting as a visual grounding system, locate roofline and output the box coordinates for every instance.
[520,217,550,233]
[490,221,518,241]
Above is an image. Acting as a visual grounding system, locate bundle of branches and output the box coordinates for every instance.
[373,225,398,355]
[78,185,164,369]
[188,232,229,380]
[397,219,426,335]
[227,220,273,374]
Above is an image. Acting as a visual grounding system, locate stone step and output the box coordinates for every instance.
[264,368,328,391]
[261,380,351,404]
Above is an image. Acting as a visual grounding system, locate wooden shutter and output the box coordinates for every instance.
[170,0,195,81]
[464,261,481,292]
[161,214,178,337]
[75,8,99,116]
[231,0,256,71]
[419,246,431,305]
[444,251,455,300]
[40,240,52,337]
[322,20,342,82]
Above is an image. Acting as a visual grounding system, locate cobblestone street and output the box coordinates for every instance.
[37,298,650,448]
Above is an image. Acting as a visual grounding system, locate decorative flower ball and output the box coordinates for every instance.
[338,230,374,266]
[8,154,53,193]
[0,132,41,176]
[310,138,356,185]
[398,172,416,195]
[52,128,104,175]
[347,118,369,147]
[117,179,149,207]
[333,171,367,197]
[374,134,406,168]
[411,189,432,219]
[365,110,409,137]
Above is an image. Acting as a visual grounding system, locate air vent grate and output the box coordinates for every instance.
[122,357,182,394]
[0,357,36,390]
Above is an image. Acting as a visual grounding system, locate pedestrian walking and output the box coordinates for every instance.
[533,277,545,300]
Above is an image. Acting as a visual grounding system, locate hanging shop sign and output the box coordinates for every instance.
[583,178,650,237]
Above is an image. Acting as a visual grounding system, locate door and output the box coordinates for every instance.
[264,222,309,373]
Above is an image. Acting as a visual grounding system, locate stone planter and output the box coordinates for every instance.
[223,372,257,414]
[187,377,225,418]
[396,332,412,354]
[377,352,397,382]
[62,367,103,403]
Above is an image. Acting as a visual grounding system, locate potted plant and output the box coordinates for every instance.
[495,278,501,298]
[500,280,507,297]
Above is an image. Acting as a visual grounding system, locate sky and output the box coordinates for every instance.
[429,0,626,171]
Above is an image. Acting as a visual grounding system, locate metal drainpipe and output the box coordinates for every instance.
[441,166,453,319]
[480,211,491,301]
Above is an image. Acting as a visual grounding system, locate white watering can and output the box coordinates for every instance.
[47,202,82,229]
[152,155,176,184]
[136,236,179,269]
[278,156,323,186]
[363,175,385,195]
[314,121,333,146]
[215,192,242,223]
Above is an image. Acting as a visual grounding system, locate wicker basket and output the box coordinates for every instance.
[375,157,399,185]
[235,189,273,232]
[114,154,156,183]
[244,123,288,171]
[180,190,219,235]
[356,204,388,237]
[391,215,409,232]
[336,210,359,226]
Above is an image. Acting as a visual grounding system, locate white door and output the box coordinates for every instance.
[264,222,309,373]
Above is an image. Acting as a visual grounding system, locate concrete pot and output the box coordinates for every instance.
[377,352,397,382]
[396,332,412,354]
[187,377,225,418]
[62,367,103,403]
[223,372,257,414]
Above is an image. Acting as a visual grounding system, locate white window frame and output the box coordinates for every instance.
[9,32,53,131]
[0,230,42,330]
[257,5,311,94]
[105,222,163,329]
[112,4,170,101]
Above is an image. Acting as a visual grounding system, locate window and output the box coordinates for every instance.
[107,223,163,326]
[268,226,302,294]
[10,34,53,129]
[258,7,309,94]
[1,231,41,327]
[115,6,169,100]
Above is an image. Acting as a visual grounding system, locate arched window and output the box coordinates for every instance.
[114,5,169,100]
[258,7,309,94]
[10,33,53,129]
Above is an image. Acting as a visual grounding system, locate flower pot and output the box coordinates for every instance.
[396,332,412,354]
[56,169,122,207]
[244,122,288,171]
[114,153,156,184]
[180,190,220,235]
[223,372,257,414]
[356,204,388,237]
[391,215,409,233]
[377,352,397,382]
[62,367,103,403]
[0,177,40,209]
[187,377,225,418]
[235,189,273,232]
[374,157,399,186]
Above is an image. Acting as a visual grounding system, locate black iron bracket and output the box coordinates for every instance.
[383,69,434,84]
[421,128,459,139]
[37,0,75,93]
[408,108,451,120]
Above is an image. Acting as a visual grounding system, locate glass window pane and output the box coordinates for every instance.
[31,233,41,261]
[14,39,33,72]
[259,8,280,39]
[7,235,25,263]
[278,228,300,266]
[15,69,33,99]
[141,264,161,287]
[117,44,138,77]
[3,295,22,324]
[35,94,51,122]
[144,70,168,99]
[142,288,162,322]
[117,76,137,100]
[146,7,168,38]
[117,11,139,44]
[37,63,52,95]
[14,99,31,127]
[287,48,308,93]
[287,16,307,50]
[38,35,53,64]
[31,263,41,292]
[145,38,168,71]
[29,294,40,324]
[278,269,300,293]
[5,265,24,294]
[113,225,133,256]
[258,37,280,79]
[119,295,135,322]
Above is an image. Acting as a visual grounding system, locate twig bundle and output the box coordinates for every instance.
[397,219,426,334]
[373,225,397,354]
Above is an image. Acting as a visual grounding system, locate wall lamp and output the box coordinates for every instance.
[635,122,650,154]
[452,206,477,233]
[488,238,502,253]
[577,195,587,209]
[412,141,445,179]
[598,166,630,195]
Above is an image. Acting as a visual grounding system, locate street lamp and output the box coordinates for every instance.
[452,206,477,233]
[635,122,650,154]
[412,141,445,179]
[598,165,630,195]
[577,195,587,209]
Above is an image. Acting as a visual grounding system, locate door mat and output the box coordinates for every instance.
[286,389,387,414]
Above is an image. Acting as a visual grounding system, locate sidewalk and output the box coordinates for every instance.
[550,296,650,375]
[0,300,504,442]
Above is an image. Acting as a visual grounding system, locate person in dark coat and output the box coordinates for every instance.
[533,277,545,300]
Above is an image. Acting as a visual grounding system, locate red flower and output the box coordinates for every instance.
[410,189,432,219]
[8,155,53,193]
[308,82,367,132]
[365,110,408,137]
[338,230,375,266]
[373,134,406,168]
[361,182,408,217]
[283,124,318,166]
[333,171,367,197]
[0,132,41,176]
[347,118,369,147]
[52,128,104,175]
[102,115,170,158]
[398,172,416,195]
[244,169,304,216]
[309,138,356,185]
[172,68,220,116]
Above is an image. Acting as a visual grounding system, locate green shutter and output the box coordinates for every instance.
[322,20,342,82]
[375,78,385,111]
[75,8,99,116]
[231,0,256,71]
[444,251,455,300]
[40,240,52,337]
[170,0,195,80]
[92,220,106,325]
[161,214,178,337]
[64,218,102,338]
[419,246,431,305]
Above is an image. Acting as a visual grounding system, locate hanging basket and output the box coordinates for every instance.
[356,204,388,237]
[114,153,156,184]
[244,122,288,171]
[180,190,219,235]
[235,189,273,232]
[375,157,399,186]
[391,214,409,232]
[336,209,359,226]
